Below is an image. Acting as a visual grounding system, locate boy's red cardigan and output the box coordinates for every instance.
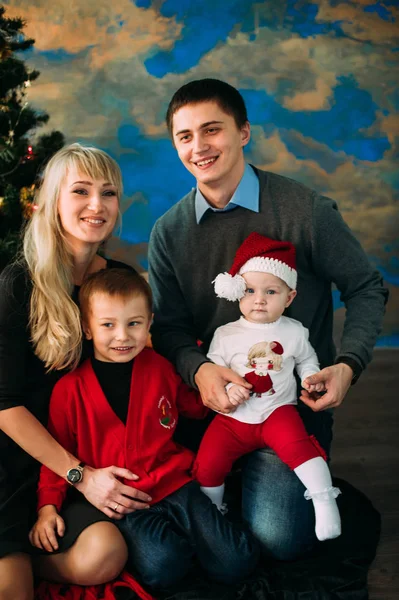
[37,347,208,511]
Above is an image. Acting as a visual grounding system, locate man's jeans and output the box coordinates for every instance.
[117,481,259,590]
[241,406,334,560]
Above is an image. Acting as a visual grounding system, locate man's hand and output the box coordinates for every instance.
[29,505,65,552]
[300,363,353,411]
[227,384,251,407]
[194,363,252,413]
[76,466,152,519]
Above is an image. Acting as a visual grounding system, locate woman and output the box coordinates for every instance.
[0,144,150,600]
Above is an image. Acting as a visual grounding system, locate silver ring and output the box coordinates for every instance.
[114,503,119,512]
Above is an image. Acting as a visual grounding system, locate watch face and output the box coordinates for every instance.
[67,468,82,484]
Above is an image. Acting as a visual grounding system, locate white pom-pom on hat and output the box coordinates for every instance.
[213,272,246,301]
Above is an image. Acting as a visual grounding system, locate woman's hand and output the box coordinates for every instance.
[76,465,152,519]
[29,505,65,552]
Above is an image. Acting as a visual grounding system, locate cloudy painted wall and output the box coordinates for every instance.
[4,0,398,346]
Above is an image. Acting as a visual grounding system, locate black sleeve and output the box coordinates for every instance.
[0,264,31,411]
[105,258,138,273]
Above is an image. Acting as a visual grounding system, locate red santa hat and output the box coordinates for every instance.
[213,233,297,301]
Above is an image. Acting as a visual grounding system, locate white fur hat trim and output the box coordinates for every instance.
[239,257,297,290]
[213,272,247,301]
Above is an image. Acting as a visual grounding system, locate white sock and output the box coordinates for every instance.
[200,483,225,511]
[294,457,341,541]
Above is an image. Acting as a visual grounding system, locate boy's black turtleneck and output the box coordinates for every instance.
[91,357,133,424]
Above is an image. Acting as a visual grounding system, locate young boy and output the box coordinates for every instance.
[193,233,342,542]
[30,269,259,591]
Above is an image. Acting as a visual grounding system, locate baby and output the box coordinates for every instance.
[194,233,341,541]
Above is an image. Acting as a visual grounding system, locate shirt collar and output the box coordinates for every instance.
[195,163,259,224]
[238,316,282,329]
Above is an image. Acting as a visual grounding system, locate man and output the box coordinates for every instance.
[148,78,387,559]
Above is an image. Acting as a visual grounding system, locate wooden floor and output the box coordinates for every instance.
[330,349,399,600]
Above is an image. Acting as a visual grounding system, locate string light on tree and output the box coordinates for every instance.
[22,145,35,162]
[0,5,65,268]
[20,184,36,219]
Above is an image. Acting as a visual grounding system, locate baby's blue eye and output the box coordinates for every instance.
[246,288,254,294]
[266,290,276,295]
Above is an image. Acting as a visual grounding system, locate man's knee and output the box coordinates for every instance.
[210,540,259,584]
[242,448,316,560]
[135,551,192,590]
[250,515,314,561]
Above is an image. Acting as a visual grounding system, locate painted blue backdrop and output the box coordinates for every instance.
[5,0,398,345]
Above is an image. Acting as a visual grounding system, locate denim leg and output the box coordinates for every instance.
[164,482,260,585]
[241,409,334,560]
[117,506,194,589]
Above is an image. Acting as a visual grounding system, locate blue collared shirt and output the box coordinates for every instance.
[195,163,260,224]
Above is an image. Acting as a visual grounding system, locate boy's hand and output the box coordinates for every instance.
[227,384,250,406]
[29,505,65,552]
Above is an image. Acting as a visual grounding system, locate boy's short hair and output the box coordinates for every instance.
[166,78,248,136]
[79,268,153,322]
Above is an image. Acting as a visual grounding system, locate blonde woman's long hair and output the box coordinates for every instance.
[23,143,123,371]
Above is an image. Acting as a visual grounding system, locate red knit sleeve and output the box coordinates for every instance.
[37,376,77,512]
[175,379,208,420]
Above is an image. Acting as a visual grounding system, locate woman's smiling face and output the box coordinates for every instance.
[57,168,119,252]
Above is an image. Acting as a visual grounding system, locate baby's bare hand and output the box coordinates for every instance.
[227,384,250,406]
[306,382,326,393]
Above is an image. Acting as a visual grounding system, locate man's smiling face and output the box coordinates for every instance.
[172,101,250,198]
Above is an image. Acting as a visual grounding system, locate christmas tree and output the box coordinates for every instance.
[0,5,64,270]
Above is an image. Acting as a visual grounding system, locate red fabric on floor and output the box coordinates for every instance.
[34,570,155,600]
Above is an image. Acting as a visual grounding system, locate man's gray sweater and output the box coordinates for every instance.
[148,167,388,389]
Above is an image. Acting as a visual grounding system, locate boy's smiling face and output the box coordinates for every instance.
[83,292,152,363]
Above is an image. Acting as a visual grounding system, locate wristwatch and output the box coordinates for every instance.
[66,462,85,485]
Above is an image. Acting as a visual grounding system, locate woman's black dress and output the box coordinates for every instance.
[0,258,133,558]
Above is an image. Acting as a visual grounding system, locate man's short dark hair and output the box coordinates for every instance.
[166,78,248,136]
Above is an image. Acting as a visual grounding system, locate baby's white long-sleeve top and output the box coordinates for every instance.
[207,316,320,424]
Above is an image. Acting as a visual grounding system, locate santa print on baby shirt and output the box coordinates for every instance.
[208,316,320,425]
[244,340,284,397]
